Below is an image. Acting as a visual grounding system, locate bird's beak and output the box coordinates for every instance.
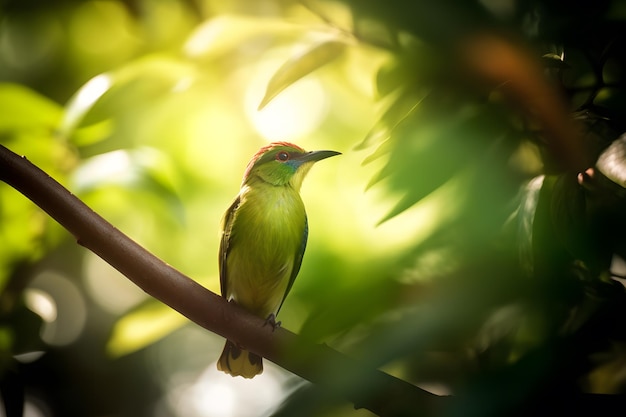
[298,150,341,163]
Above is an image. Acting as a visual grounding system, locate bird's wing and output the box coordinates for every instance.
[219,196,241,297]
[277,215,308,314]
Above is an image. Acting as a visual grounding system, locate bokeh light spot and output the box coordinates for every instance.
[83,251,149,314]
[24,289,57,322]
[28,271,86,346]
[169,364,285,417]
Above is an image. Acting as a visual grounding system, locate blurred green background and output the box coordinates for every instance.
[2,0,626,416]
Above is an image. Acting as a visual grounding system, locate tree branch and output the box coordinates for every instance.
[0,143,443,417]
[458,32,589,173]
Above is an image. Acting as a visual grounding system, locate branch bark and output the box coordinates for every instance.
[0,143,443,417]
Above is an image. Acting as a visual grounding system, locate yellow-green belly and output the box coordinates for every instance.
[224,184,306,317]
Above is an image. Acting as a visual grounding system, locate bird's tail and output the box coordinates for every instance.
[217,340,263,378]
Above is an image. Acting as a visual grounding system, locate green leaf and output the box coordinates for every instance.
[375,100,509,223]
[516,175,546,276]
[72,147,181,201]
[0,89,74,293]
[106,301,186,357]
[60,56,196,143]
[541,52,569,69]
[355,87,429,151]
[597,133,626,188]
[0,83,62,131]
[70,119,115,147]
[60,74,113,140]
[258,37,349,110]
[356,120,390,152]
[375,44,441,98]
[362,138,393,170]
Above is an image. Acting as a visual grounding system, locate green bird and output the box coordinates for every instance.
[217,141,340,378]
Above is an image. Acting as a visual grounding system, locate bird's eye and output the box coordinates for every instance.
[276,151,290,161]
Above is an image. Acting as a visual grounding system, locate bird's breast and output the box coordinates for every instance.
[240,185,305,232]
[224,185,306,315]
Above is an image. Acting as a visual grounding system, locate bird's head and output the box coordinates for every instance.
[242,142,340,190]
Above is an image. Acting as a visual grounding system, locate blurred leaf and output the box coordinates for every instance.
[541,52,568,69]
[258,37,349,110]
[346,260,523,373]
[0,326,14,374]
[587,342,626,394]
[6,299,45,355]
[300,277,401,342]
[515,176,545,277]
[527,173,588,298]
[0,86,74,293]
[71,147,185,227]
[70,119,115,147]
[374,45,439,98]
[60,74,113,141]
[184,15,302,60]
[597,133,626,188]
[374,100,510,223]
[550,173,589,261]
[107,301,186,357]
[356,87,429,152]
[0,83,62,131]
[357,120,389,153]
[72,147,180,197]
[362,137,393,168]
[60,56,196,143]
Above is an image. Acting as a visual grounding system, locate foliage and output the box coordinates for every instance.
[2,0,626,416]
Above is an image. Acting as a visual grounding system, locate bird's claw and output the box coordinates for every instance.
[264,313,281,331]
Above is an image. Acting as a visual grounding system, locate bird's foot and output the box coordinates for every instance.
[264,313,281,331]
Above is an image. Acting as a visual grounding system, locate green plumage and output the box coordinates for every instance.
[217,142,340,378]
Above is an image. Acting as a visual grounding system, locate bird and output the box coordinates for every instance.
[217,141,340,378]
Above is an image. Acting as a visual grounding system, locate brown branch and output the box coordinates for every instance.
[459,32,589,172]
[0,143,443,417]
